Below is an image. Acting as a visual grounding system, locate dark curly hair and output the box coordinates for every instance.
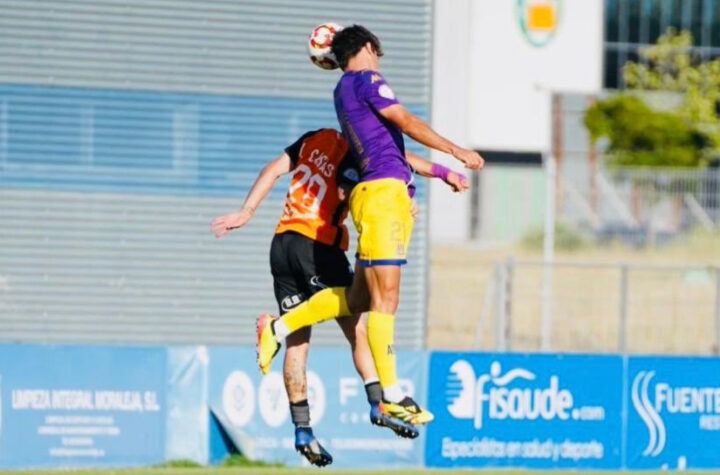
[330,24,383,70]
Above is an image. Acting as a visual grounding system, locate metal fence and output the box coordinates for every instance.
[555,93,720,245]
[557,167,720,245]
[474,258,720,355]
[559,164,720,244]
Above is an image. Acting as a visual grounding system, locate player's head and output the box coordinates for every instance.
[331,24,383,71]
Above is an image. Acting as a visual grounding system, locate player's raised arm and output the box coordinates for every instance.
[211,153,292,238]
[405,151,469,193]
[381,104,484,170]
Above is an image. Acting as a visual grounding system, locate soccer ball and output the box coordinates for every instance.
[307,23,343,70]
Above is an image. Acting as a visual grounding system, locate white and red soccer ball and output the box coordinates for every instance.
[307,22,343,70]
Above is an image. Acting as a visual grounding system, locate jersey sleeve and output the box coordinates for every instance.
[360,73,399,112]
[337,153,360,189]
[284,130,318,166]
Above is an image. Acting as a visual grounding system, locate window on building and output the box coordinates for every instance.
[604,0,720,88]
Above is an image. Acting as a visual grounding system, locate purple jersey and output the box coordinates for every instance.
[333,71,411,184]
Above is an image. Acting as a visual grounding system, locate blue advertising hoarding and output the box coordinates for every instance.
[626,356,720,470]
[2,343,720,471]
[207,346,427,469]
[425,352,624,469]
[0,344,166,469]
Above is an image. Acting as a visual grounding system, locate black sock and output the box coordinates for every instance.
[365,381,383,405]
[290,399,310,428]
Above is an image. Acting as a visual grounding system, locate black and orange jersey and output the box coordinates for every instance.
[275,129,358,250]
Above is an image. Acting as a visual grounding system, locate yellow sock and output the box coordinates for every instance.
[367,311,397,389]
[280,287,351,335]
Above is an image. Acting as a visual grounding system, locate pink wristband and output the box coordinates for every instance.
[430,163,451,181]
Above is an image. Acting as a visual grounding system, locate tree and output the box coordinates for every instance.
[585,29,719,167]
[585,95,709,167]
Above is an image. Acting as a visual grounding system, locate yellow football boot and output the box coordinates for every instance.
[256,314,280,374]
[381,396,434,425]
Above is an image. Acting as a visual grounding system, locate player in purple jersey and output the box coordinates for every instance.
[257,25,483,425]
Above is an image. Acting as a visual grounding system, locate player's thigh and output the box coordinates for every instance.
[283,232,325,296]
[351,179,413,264]
[271,234,306,314]
[312,240,353,288]
[346,260,370,314]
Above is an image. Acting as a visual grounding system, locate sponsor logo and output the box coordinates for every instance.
[307,371,326,425]
[222,370,326,428]
[281,293,304,312]
[631,370,720,457]
[370,74,382,83]
[343,168,359,183]
[222,371,255,427]
[516,0,562,48]
[446,360,604,429]
[378,84,395,100]
[258,372,289,428]
[308,276,327,290]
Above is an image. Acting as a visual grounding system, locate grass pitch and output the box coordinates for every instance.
[2,470,720,475]
[0,470,453,475]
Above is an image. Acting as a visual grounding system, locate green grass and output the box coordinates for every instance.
[3,470,720,475]
[0,470,450,475]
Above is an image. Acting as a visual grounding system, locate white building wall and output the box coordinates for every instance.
[429,0,474,242]
[430,0,603,242]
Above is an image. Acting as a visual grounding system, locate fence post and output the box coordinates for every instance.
[618,265,629,354]
[505,256,514,351]
[494,263,507,352]
[541,154,557,352]
[715,268,720,355]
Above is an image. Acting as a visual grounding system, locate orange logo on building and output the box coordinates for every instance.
[517,0,562,47]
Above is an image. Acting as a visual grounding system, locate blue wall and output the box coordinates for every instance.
[0,85,428,198]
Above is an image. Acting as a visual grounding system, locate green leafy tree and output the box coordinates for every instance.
[585,29,719,167]
[585,95,708,167]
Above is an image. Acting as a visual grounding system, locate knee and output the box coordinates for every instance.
[372,288,399,313]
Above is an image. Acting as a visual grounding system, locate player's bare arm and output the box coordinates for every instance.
[381,104,484,170]
[211,153,292,238]
[405,151,469,193]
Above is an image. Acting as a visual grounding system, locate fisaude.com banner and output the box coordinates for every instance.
[0,344,166,469]
[425,352,623,469]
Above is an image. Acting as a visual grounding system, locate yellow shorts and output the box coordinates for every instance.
[349,178,413,266]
